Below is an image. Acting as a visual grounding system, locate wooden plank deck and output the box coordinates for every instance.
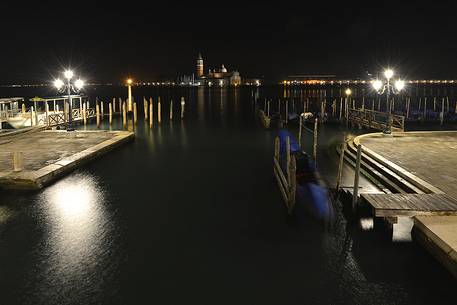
[361,193,457,217]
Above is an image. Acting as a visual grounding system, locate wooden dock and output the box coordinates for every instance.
[361,193,457,217]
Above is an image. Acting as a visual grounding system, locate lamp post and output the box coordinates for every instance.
[371,69,405,134]
[54,70,84,131]
[126,78,133,112]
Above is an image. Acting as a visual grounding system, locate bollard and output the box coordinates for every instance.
[13,152,24,172]
[22,103,26,114]
[352,144,362,213]
[96,104,100,128]
[158,97,161,123]
[144,97,148,119]
[149,102,153,128]
[109,103,113,125]
[83,103,87,125]
[181,97,185,119]
[313,118,318,162]
[122,102,127,128]
[45,103,50,126]
[30,106,34,126]
[133,102,137,124]
[169,100,173,120]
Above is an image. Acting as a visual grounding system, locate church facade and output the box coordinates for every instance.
[195,53,241,87]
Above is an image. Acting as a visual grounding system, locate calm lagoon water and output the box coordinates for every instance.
[0,86,455,305]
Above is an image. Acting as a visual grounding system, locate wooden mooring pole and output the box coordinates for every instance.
[122,102,127,128]
[149,102,153,128]
[113,98,116,112]
[83,103,87,125]
[335,135,347,193]
[13,152,24,172]
[313,118,318,162]
[352,144,362,213]
[144,97,148,119]
[109,103,113,125]
[158,97,162,124]
[170,99,173,120]
[133,102,137,124]
[181,97,185,119]
[96,103,100,128]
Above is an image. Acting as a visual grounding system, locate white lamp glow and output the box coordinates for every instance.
[395,79,405,91]
[384,69,394,79]
[345,88,352,96]
[75,79,84,89]
[64,70,74,79]
[54,79,64,89]
[372,79,383,91]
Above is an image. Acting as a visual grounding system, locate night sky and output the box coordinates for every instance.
[1,2,456,83]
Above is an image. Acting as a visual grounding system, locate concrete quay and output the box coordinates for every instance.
[0,128,134,190]
[345,131,457,279]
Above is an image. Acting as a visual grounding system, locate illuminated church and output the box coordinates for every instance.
[196,53,241,87]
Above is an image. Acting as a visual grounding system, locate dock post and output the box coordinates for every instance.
[109,103,113,125]
[298,114,303,147]
[119,98,122,115]
[13,152,24,172]
[285,100,289,124]
[423,97,427,121]
[433,97,436,112]
[288,155,297,214]
[150,97,154,121]
[133,102,137,124]
[158,97,162,124]
[30,106,34,126]
[113,98,116,112]
[286,136,291,185]
[96,103,100,128]
[274,136,279,160]
[339,97,343,121]
[313,118,318,162]
[406,97,410,119]
[441,97,445,125]
[149,102,153,128]
[101,102,104,118]
[22,103,26,114]
[180,97,185,119]
[267,100,270,116]
[335,135,346,193]
[45,103,50,127]
[83,103,87,125]
[144,97,148,119]
[352,144,362,213]
[169,99,173,120]
[122,102,127,128]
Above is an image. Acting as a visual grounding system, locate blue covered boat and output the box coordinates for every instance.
[275,129,333,222]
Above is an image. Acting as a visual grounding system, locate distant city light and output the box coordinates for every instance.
[384,69,394,79]
[54,78,64,89]
[64,70,74,79]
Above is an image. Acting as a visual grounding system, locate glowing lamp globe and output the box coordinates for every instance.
[345,88,352,96]
[75,79,84,89]
[372,79,383,91]
[64,70,74,79]
[395,79,405,91]
[384,69,394,79]
[54,79,64,89]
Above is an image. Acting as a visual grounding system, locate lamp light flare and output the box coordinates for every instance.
[126,78,133,85]
[64,70,74,79]
[345,88,352,96]
[75,79,84,89]
[54,79,64,89]
[384,69,394,79]
[372,79,383,91]
[395,79,405,91]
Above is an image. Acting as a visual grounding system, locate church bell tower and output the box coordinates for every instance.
[196,52,204,77]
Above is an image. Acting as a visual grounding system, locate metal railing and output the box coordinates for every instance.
[348,108,405,131]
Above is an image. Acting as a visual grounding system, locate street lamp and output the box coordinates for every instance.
[54,69,84,131]
[371,69,405,134]
[126,78,133,112]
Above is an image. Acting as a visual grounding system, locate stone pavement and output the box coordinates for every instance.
[359,132,457,199]
[0,129,134,189]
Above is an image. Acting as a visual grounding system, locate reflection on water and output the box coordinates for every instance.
[27,173,119,304]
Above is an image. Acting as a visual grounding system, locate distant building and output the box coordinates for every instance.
[196,53,241,87]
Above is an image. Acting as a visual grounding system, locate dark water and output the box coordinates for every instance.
[0,87,455,305]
